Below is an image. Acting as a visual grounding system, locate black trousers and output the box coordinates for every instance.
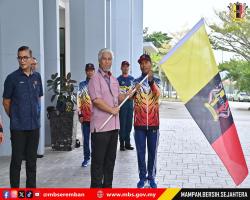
[90,130,118,188]
[10,129,40,188]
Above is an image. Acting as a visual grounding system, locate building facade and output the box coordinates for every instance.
[0,0,143,156]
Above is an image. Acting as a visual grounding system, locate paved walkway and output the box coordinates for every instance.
[0,101,250,188]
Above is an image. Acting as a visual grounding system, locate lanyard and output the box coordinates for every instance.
[98,69,114,97]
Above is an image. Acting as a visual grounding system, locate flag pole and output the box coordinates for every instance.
[99,75,148,130]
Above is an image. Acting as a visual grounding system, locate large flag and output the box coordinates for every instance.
[159,18,248,185]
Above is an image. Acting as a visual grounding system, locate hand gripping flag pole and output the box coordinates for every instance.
[99,74,148,130]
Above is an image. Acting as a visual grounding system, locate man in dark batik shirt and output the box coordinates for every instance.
[3,46,43,188]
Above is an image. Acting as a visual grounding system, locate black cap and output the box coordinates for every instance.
[121,60,130,66]
[138,54,151,64]
[85,63,95,71]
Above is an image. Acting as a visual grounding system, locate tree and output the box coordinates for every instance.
[170,27,190,42]
[143,28,173,97]
[209,9,250,93]
[219,60,250,92]
[209,10,250,61]
[143,28,172,48]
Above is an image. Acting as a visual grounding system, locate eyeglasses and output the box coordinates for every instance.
[17,56,31,61]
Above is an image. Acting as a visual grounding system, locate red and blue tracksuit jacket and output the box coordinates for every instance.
[133,74,161,130]
[77,79,92,123]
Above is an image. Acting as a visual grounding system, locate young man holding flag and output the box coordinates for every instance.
[133,54,161,188]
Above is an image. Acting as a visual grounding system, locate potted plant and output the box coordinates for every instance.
[47,72,78,151]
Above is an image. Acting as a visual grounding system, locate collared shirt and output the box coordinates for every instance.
[3,67,43,131]
[88,67,120,133]
[77,78,92,122]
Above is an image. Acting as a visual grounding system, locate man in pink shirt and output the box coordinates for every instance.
[88,48,127,188]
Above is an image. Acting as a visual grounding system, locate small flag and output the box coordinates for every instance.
[228,2,248,22]
[159,18,248,185]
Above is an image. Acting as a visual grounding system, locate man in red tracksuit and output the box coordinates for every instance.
[133,54,161,188]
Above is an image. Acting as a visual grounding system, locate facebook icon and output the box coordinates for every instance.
[2,191,10,199]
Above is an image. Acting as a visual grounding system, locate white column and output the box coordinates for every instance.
[111,0,131,77]
[70,0,107,83]
[83,0,107,67]
[106,0,112,50]
[64,0,71,75]
[38,0,45,155]
[0,0,45,156]
[131,0,143,78]
[43,0,60,146]
[111,0,143,77]
[70,0,85,83]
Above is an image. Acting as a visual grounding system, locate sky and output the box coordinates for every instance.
[143,0,238,63]
[143,0,234,33]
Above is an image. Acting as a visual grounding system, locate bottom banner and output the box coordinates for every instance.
[0,188,249,200]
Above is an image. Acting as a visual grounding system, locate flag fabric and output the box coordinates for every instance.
[159,18,248,185]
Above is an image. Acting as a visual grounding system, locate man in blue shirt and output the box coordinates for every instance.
[117,61,134,151]
[2,46,43,188]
